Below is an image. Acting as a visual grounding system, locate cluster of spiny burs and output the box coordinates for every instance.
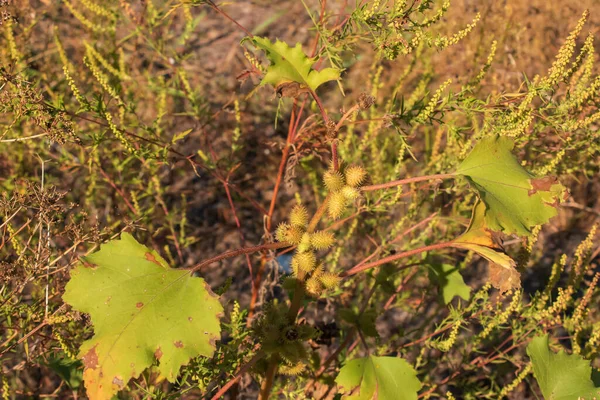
[276,163,368,297]
[252,302,316,375]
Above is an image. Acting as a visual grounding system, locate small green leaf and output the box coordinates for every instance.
[47,356,83,389]
[63,233,223,400]
[171,128,192,144]
[451,201,519,293]
[358,309,379,337]
[527,334,600,400]
[429,264,471,304]
[455,136,566,236]
[247,37,340,92]
[336,356,421,400]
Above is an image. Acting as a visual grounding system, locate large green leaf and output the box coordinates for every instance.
[527,334,600,400]
[336,356,421,400]
[455,136,566,236]
[63,233,223,400]
[428,264,471,304]
[248,37,340,92]
[451,201,520,293]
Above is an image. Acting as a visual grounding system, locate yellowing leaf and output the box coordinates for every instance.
[527,334,600,400]
[455,136,566,236]
[452,201,520,293]
[336,356,422,400]
[247,37,340,93]
[63,233,222,400]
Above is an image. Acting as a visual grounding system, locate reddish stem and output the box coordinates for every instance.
[188,242,290,273]
[206,0,253,37]
[210,350,265,400]
[340,242,454,277]
[361,173,455,192]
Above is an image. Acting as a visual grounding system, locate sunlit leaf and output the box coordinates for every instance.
[452,201,520,293]
[455,135,566,236]
[336,356,421,400]
[63,233,223,400]
[246,37,340,93]
[527,334,600,400]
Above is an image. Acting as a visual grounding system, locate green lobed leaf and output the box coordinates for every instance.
[527,334,600,400]
[336,356,422,400]
[248,37,340,92]
[63,233,223,400]
[429,264,471,304]
[455,135,566,236]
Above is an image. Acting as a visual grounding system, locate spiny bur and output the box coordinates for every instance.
[292,251,317,273]
[290,205,309,228]
[319,272,342,289]
[345,165,367,187]
[310,230,335,250]
[341,185,360,200]
[323,170,345,192]
[328,190,347,219]
[276,223,304,245]
[305,276,324,297]
[279,362,306,376]
[297,232,313,253]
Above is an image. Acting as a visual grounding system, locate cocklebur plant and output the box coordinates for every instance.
[2,1,600,399]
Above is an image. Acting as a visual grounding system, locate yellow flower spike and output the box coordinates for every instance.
[341,186,360,201]
[310,231,336,250]
[323,170,345,192]
[290,205,309,228]
[305,276,324,297]
[344,165,367,187]
[319,272,342,289]
[328,191,347,220]
[292,251,317,273]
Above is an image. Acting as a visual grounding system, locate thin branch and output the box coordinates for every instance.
[341,242,454,277]
[361,173,455,192]
[210,350,265,400]
[188,242,290,273]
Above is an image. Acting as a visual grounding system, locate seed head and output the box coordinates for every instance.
[279,362,306,376]
[345,165,367,187]
[290,205,309,228]
[341,185,360,201]
[305,276,323,297]
[323,170,345,192]
[275,223,303,244]
[292,251,317,273]
[319,272,342,289]
[310,231,336,250]
[328,191,347,220]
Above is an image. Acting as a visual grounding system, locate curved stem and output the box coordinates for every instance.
[340,242,454,277]
[361,173,455,192]
[188,242,290,273]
